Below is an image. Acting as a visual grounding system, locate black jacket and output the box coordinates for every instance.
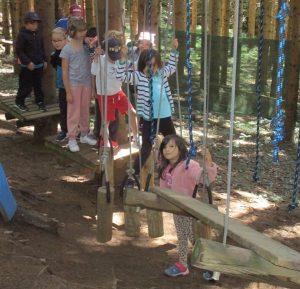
[16,27,47,65]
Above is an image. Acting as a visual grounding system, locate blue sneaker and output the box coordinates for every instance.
[56,131,68,141]
[203,271,220,281]
[165,262,189,277]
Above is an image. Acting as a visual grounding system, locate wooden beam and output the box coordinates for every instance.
[124,188,191,216]
[150,186,300,271]
[192,239,300,289]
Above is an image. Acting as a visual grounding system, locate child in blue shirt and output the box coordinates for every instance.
[50,28,68,141]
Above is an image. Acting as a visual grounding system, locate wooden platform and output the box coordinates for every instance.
[0,95,60,123]
[150,186,300,272]
[45,135,139,185]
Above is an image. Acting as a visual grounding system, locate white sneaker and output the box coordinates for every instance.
[67,140,80,152]
[80,135,97,146]
[132,135,141,148]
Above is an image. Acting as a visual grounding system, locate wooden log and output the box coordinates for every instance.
[96,186,115,243]
[124,204,140,237]
[191,239,300,289]
[141,151,164,238]
[150,185,300,271]
[14,206,64,235]
[124,188,191,216]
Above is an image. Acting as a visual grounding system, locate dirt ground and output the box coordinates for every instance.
[0,54,300,289]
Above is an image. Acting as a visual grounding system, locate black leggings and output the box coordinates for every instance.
[133,117,176,175]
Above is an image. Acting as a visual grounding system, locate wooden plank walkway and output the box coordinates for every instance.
[45,135,139,174]
[0,96,60,122]
[150,186,300,272]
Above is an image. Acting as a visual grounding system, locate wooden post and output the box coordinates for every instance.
[124,202,140,237]
[96,186,115,243]
[141,151,164,238]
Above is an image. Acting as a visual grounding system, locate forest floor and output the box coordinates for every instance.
[0,53,300,289]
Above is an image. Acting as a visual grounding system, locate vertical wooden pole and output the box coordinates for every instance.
[141,152,164,238]
[96,186,115,243]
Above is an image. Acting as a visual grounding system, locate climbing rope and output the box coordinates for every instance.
[288,127,300,214]
[185,0,197,169]
[253,0,264,182]
[223,0,240,246]
[145,0,173,192]
[147,0,156,146]
[270,0,289,163]
[171,0,182,137]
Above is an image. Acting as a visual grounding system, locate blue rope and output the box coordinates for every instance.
[147,0,155,144]
[185,0,197,169]
[270,1,289,163]
[288,127,300,215]
[253,0,264,182]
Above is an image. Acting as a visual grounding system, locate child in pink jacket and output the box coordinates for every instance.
[155,134,217,278]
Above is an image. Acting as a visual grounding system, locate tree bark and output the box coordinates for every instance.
[55,0,64,23]
[221,0,230,36]
[34,0,56,105]
[284,0,300,141]
[211,0,222,36]
[248,0,256,38]
[137,0,159,48]
[63,0,69,16]
[19,0,29,29]
[263,0,274,40]
[130,0,138,40]
[96,0,122,43]
[191,0,197,34]
[2,0,11,54]
[85,0,95,28]
[9,0,19,74]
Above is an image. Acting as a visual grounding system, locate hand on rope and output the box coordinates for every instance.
[185,145,197,170]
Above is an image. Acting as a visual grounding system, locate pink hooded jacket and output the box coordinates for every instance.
[159,159,217,197]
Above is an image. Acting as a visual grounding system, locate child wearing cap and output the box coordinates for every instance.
[91,37,139,149]
[15,12,48,112]
[55,4,82,30]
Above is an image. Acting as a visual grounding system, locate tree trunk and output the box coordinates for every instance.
[63,0,69,16]
[211,0,222,36]
[19,0,29,29]
[96,0,122,43]
[237,0,243,37]
[174,0,185,32]
[263,0,274,39]
[28,0,34,11]
[191,0,197,34]
[284,0,300,141]
[137,0,159,48]
[55,0,64,23]
[9,0,19,74]
[248,0,256,38]
[2,0,11,55]
[34,0,56,105]
[85,0,95,28]
[222,0,230,36]
[173,0,186,76]
[130,0,138,40]
[191,0,197,48]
